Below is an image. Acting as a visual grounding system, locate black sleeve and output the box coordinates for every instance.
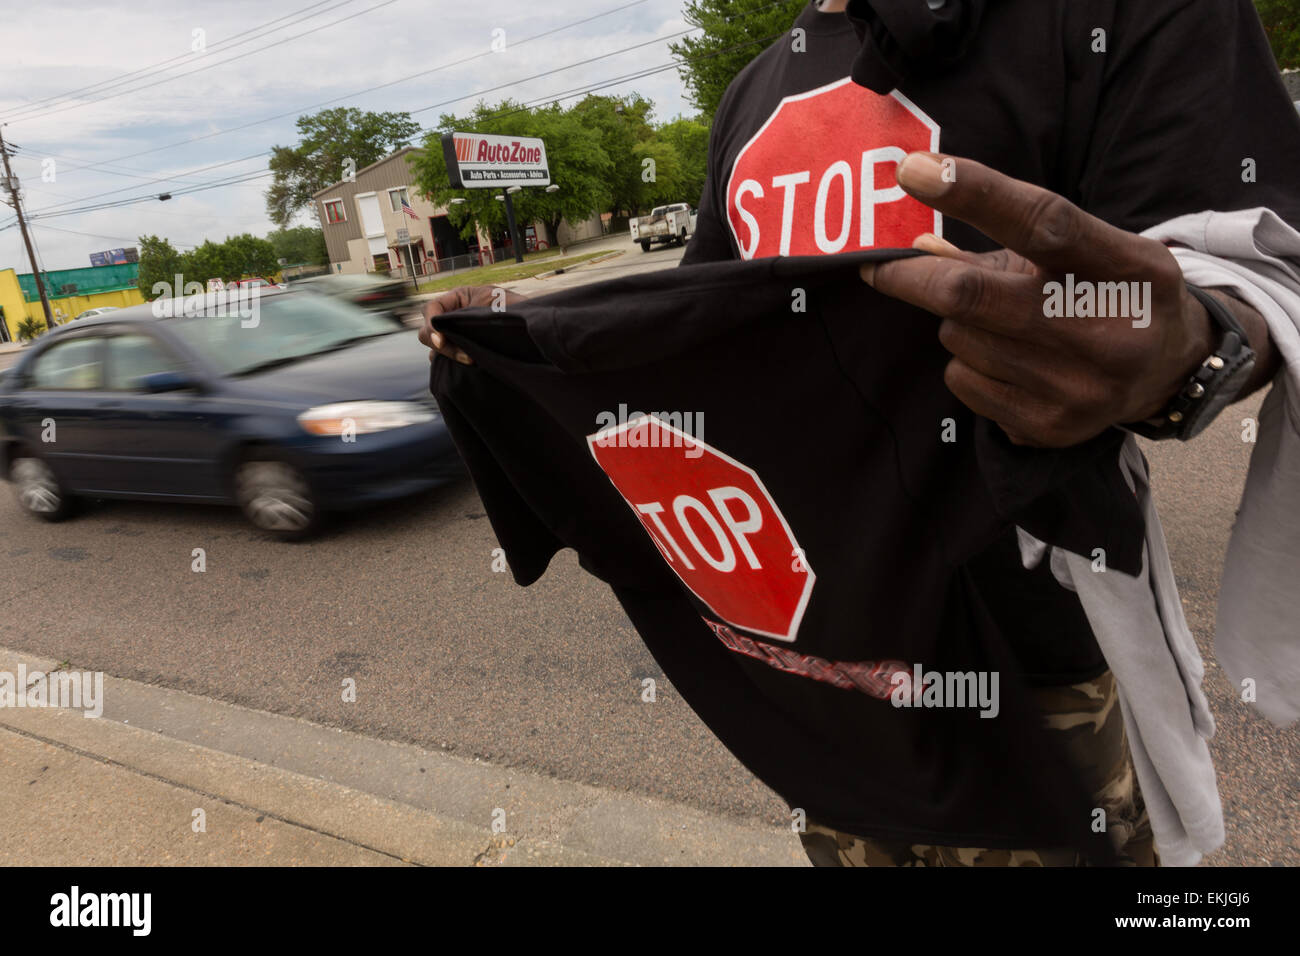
[1074,0,1300,232]
[680,171,736,266]
[680,86,739,266]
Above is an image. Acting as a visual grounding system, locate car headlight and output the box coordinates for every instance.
[298,400,436,436]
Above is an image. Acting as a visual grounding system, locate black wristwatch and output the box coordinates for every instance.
[1123,284,1256,442]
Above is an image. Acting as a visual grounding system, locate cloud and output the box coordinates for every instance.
[0,0,699,268]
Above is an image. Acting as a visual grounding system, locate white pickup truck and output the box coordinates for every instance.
[630,202,698,252]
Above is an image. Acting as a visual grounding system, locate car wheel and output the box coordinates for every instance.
[640,240,650,252]
[11,454,75,521]
[234,459,319,539]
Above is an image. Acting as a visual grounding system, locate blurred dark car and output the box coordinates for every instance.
[289,272,413,317]
[0,288,461,538]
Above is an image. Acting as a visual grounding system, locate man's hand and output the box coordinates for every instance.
[861,152,1218,447]
[419,285,527,365]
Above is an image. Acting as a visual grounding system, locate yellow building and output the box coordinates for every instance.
[0,263,145,342]
[0,268,28,344]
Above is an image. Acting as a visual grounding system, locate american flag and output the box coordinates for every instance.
[400,195,419,220]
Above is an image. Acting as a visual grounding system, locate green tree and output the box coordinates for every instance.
[669,0,804,120]
[638,138,687,210]
[517,104,616,246]
[135,234,184,300]
[409,99,614,249]
[656,116,710,206]
[267,226,328,266]
[222,233,280,279]
[16,316,46,341]
[568,94,657,217]
[266,107,420,227]
[1255,0,1300,69]
[178,240,232,287]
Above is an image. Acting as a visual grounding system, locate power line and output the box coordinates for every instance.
[23,152,269,217]
[405,28,694,118]
[26,170,275,222]
[3,0,402,126]
[23,20,691,219]
[22,0,656,179]
[23,19,697,219]
[1,0,349,120]
[13,28,782,228]
[429,31,783,131]
[6,143,215,185]
[9,6,785,230]
[32,223,195,247]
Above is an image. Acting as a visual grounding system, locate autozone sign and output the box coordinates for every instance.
[588,415,815,643]
[441,131,551,189]
[725,77,940,258]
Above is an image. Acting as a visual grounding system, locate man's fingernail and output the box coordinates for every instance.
[913,232,962,256]
[860,263,876,287]
[455,351,472,365]
[897,153,950,200]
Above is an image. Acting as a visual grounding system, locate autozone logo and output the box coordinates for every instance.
[452,136,478,162]
[725,77,941,259]
[453,136,543,165]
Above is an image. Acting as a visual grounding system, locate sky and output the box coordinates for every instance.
[0,0,697,271]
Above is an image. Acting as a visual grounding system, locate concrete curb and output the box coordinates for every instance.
[0,646,807,867]
[534,250,625,280]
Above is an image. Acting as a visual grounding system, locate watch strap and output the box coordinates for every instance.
[1123,285,1256,441]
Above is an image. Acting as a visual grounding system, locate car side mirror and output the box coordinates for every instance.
[140,370,195,393]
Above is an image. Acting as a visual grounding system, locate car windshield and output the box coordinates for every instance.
[165,292,401,377]
[651,206,667,216]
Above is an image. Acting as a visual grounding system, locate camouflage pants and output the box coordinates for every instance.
[799,671,1158,867]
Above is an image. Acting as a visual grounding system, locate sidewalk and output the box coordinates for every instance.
[409,232,648,302]
[0,646,807,866]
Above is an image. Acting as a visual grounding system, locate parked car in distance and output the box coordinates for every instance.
[72,306,120,321]
[0,288,463,538]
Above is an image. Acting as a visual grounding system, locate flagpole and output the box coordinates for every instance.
[399,196,420,291]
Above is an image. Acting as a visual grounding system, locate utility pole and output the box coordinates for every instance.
[502,189,524,264]
[0,125,55,332]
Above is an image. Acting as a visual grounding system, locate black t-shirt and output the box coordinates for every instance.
[431,250,1140,852]
[682,0,1300,686]
[687,0,1300,267]
[431,0,1300,848]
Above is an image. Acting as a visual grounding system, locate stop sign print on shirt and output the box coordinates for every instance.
[588,415,815,643]
[726,76,941,259]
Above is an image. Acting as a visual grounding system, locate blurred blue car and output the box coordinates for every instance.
[0,287,461,538]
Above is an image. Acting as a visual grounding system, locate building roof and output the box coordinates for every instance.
[311,145,425,200]
[17,262,139,301]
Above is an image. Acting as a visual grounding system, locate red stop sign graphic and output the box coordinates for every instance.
[588,415,814,643]
[725,77,940,259]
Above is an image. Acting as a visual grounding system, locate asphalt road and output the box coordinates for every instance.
[0,241,1294,865]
